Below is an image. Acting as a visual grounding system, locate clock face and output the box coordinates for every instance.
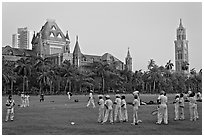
[177,44,181,48]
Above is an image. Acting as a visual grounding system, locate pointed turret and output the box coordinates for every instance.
[179,18,184,29]
[65,31,70,41]
[126,47,131,58]
[125,47,132,72]
[73,35,82,67]
[31,31,36,45]
[73,35,81,54]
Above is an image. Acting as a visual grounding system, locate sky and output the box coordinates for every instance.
[2,2,202,72]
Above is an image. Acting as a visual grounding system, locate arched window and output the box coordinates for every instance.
[50,32,55,37]
[51,25,56,30]
[57,33,62,38]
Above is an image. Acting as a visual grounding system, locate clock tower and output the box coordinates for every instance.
[174,19,189,73]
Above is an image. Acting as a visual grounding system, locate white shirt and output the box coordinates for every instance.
[121,99,127,109]
[158,95,167,105]
[179,97,185,107]
[114,98,121,106]
[105,99,113,110]
[98,99,105,108]
[89,93,93,99]
[6,99,15,109]
[133,99,140,109]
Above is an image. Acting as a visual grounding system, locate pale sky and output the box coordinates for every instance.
[2,2,202,72]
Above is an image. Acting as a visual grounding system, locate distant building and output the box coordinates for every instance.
[4,19,130,72]
[12,27,34,50]
[174,19,189,73]
[12,34,19,48]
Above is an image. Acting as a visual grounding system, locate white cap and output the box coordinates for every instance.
[98,95,103,98]
[188,91,192,94]
[133,91,139,95]
[105,95,110,98]
[176,94,180,97]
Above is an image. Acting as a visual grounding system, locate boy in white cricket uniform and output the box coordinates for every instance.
[121,95,128,122]
[173,94,180,120]
[114,94,122,122]
[133,91,142,123]
[86,90,95,108]
[20,92,26,107]
[131,94,140,125]
[5,95,15,122]
[156,91,168,125]
[179,93,185,120]
[97,95,105,123]
[189,92,197,121]
[102,95,113,124]
[194,93,199,119]
[25,93,30,107]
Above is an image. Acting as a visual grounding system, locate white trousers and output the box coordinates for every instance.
[133,107,138,124]
[25,99,29,107]
[179,107,185,119]
[157,104,168,124]
[195,104,199,119]
[121,108,128,121]
[98,107,104,122]
[114,106,122,122]
[103,109,113,123]
[189,104,197,121]
[174,105,179,120]
[87,99,95,108]
[5,108,14,121]
[21,99,26,107]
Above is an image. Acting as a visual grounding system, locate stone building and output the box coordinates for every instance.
[3,19,132,72]
[174,19,189,73]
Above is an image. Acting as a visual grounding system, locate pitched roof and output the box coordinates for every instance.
[39,19,66,42]
[2,45,36,57]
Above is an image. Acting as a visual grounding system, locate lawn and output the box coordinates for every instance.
[2,94,202,135]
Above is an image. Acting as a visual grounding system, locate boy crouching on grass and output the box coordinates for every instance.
[98,95,105,123]
[121,95,128,122]
[5,95,15,122]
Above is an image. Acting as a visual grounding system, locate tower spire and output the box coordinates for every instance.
[179,18,183,28]
[127,47,131,58]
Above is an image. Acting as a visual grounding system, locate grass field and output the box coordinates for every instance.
[2,94,202,135]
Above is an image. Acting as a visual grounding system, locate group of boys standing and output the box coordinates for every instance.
[156,90,201,125]
[86,90,141,125]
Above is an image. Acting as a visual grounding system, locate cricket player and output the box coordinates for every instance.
[196,92,202,101]
[121,95,128,122]
[86,90,95,108]
[25,93,30,107]
[20,92,26,107]
[5,95,15,122]
[189,92,197,121]
[131,94,140,125]
[102,95,113,124]
[133,91,142,123]
[194,93,199,119]
[156,91,168,125]
[114,94,122,122]
[67,91,71,100]
[179,93,185,120]
[133,91,140,106]
[173,94,180,120]
[97,95,105,123]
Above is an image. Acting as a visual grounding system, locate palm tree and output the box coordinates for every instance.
[165,60,174,70]
[148,59,156,70]
[14,58,31,93]
[37,70,53,94]
[181,61,189,71]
